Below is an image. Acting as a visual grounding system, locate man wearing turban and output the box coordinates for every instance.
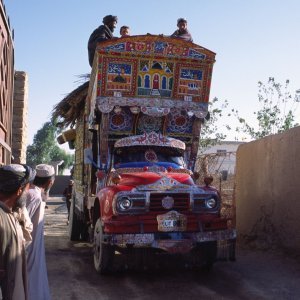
[0,164,35,300]
[87,14,118,67]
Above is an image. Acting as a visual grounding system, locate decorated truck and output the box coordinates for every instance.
[53,34,236,273]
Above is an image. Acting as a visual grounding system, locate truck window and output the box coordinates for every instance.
[113,146,185,169]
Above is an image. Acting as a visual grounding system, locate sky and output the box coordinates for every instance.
[4,0,300,144]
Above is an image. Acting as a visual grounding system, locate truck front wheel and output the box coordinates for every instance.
[93,219,114,274]
[202,241,217,269]
[194,241,217,270]
[69,196,81,241]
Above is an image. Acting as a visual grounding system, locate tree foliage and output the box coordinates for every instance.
[234,78,299,140]
[26,121,74,174]
[199,97,231,150]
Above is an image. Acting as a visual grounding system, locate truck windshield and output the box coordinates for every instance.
[113,146,185,169]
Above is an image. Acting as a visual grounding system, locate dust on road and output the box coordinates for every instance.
[44,197,300,300]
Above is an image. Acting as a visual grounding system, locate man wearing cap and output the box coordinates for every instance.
[171,18,194,42]
[0,164,35,300]
[26,164,55,300]
[87,14,118,67]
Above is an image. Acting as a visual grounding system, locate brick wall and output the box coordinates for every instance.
[0,2,14,164]
[12,71,28,163]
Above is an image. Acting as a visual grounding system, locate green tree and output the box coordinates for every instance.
[234,78,299,139]
[26,121,74,174]
[200,97,231,150]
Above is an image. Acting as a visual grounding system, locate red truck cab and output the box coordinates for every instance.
[93,132,235,273]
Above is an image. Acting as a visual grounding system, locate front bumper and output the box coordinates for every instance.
[104,229,236,254]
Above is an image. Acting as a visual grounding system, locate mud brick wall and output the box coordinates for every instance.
[235,126,300,252]
[12,71,28,163]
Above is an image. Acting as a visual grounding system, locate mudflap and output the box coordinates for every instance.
[217,238,236,261]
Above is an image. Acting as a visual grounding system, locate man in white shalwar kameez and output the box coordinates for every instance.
[26,164,55,300]
[0,164,35,300]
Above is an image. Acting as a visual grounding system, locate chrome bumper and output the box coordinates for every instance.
[106,229,236,254]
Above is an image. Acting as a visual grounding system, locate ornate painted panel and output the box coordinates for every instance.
[101,57,138,97]
[109,107,133,134]
[137,60,174,97]
[90,35,215,146]
[96,35,215,104]
[166,108,194,136]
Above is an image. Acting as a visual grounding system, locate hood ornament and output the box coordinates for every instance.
[162,196,174,209]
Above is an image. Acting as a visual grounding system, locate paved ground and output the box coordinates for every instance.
[44,197,300,300]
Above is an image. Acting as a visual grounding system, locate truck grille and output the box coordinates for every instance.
[149,193,190,212]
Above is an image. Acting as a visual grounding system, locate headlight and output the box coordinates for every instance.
[113,192,148,214]
[118,197,132,210]
[206,197,217,209]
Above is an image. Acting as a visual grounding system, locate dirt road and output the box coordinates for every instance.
[45,197,300,300]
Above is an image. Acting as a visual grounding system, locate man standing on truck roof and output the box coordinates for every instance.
[88,15,118,67]
[120,25,130,37]
[171,17,193,43]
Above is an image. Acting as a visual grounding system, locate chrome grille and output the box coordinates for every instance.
[130,194,147,210]
[193,194,207,210]
[149,193,190,212]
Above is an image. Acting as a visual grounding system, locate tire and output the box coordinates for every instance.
[92,200,100,227]
[194,241,217,270]
[93,219,114,274]
[229,239,236,261]
[68,196,81,241]
[202,241,217,270]
[88,200,100,243]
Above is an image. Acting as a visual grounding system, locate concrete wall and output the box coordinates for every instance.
[236,126,300,251]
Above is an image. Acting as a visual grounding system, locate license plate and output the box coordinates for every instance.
[162,220,182,228]
[157,210,187,232]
